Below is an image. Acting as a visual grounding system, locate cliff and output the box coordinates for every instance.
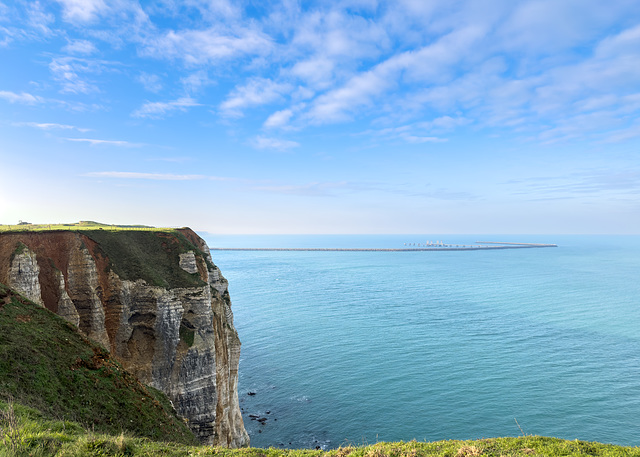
[0,282,197,444]
[0,227,248,447]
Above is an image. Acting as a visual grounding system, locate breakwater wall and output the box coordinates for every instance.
[211,242,557,252]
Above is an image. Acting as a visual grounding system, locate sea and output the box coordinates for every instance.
[203,235,640,449]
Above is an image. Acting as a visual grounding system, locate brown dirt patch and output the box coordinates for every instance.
[457,446,482,457]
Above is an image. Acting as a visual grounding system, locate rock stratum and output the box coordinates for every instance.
[0,228,249,447]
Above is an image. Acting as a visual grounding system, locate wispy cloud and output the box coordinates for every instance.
[250,181,348,197]
[508,170,640,199]
[63,39,97,55]
[301,26,485,125]
[141,27,272,66]
[264,108,295,129]
[0,90,43,104]
[48,56,118,94]
[65,138,140,147]
[250,136,300,151]
[26,1,54,35]
[15,122,91,132]
[132,97,200,119]
[84,171,206,180]
[83,171,232,181]
[220,78,291,118]
[137,72,163,93]
[55,0,108,24]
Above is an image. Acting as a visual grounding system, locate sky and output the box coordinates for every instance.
[1,0,640,234]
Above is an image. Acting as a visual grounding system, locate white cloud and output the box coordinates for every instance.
[604,121,640,143]
[132,97,200,118]
[27,1,54,35]
[84,171,206,180]
[402,135,447,144]
[361,119,454,145]
[55,0,108,23]
[137,73,163,93]
[48,56,117,94]
[595,23,640,58]
[63,39,97,55]
[16,122,91,132]
[220,78,291,118]
[264,109,294,129]
[250,136,300,151]
[180,70,213,93]
[184,0,240,20]
[65,138,139,147]
[290,57,336,89]
[0,90,42,104]
[142,27,272,66]
[303,25,485,124]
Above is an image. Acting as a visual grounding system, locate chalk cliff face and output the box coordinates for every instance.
[0,229,248,447]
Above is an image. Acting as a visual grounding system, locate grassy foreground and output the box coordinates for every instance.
[2,408,639,457]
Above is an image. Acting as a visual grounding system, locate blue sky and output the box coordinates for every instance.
[1,0,640,234]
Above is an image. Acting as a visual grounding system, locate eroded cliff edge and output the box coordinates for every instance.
[0,228,249,447]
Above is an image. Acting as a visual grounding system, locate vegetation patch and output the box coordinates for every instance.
[0,283,197,446]
[179,321,196,347]
[1,427,639,457]
[81,229,210,289]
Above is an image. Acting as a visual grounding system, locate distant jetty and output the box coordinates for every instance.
[211,242,557,252]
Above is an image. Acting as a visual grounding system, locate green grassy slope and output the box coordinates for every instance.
[0,283,197,447]
[81,229,210,288]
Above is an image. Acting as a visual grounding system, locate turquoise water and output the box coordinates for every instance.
[206,235,640,449]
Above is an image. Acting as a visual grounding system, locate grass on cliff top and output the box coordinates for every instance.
[0,221,175,232]
[82,228,211,288]
[2,410,639,457]
[0,283,197,446]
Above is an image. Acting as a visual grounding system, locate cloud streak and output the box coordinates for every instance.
[132,97,200,119]
[65,138,140,147]
[0,90,43,104]
[84,171,232,181]
[16,122,91,132]
[250,136,300,151]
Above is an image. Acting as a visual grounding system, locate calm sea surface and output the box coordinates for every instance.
[204,235,640,449]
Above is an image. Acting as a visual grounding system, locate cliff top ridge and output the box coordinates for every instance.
[0,221,180,232]
[0,223,212,289]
